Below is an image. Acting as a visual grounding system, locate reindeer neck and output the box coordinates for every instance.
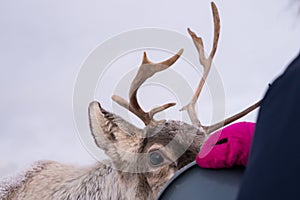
[7,160,152,200]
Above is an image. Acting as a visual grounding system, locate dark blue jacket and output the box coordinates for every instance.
[237,53,300,199]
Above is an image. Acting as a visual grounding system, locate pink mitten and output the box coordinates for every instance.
[196,122,255,168]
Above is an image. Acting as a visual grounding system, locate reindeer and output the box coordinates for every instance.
[0,2,260,200]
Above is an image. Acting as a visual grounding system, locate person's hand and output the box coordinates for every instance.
[196,122,255,168]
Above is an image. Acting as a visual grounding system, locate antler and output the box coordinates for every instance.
[180,2,220,128]
[206,100,262,134]
[112,49,184,126]
[181,2,260,134]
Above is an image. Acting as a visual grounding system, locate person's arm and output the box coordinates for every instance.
[237,54,300,200]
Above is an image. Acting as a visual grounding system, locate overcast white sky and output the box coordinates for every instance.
[0,0,300,177]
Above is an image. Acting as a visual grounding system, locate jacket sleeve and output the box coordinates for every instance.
[237,54,300,200]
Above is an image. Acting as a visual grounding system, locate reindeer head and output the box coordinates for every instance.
[88,2,260,198]
[89,102,205,197]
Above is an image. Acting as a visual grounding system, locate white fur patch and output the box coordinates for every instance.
[0,161,49,199]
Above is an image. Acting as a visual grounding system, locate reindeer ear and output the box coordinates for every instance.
[88,101,143,166]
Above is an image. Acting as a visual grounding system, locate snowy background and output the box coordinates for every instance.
[1,0,300,177]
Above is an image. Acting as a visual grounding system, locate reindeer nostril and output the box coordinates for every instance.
[215,138,228,145]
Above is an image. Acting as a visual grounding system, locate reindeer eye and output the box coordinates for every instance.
[149,151,165,166]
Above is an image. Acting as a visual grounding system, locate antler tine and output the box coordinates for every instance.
[112,49,183,126]
[180,2,221,128]
[209,2,220,60]
[204,100,262,134]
